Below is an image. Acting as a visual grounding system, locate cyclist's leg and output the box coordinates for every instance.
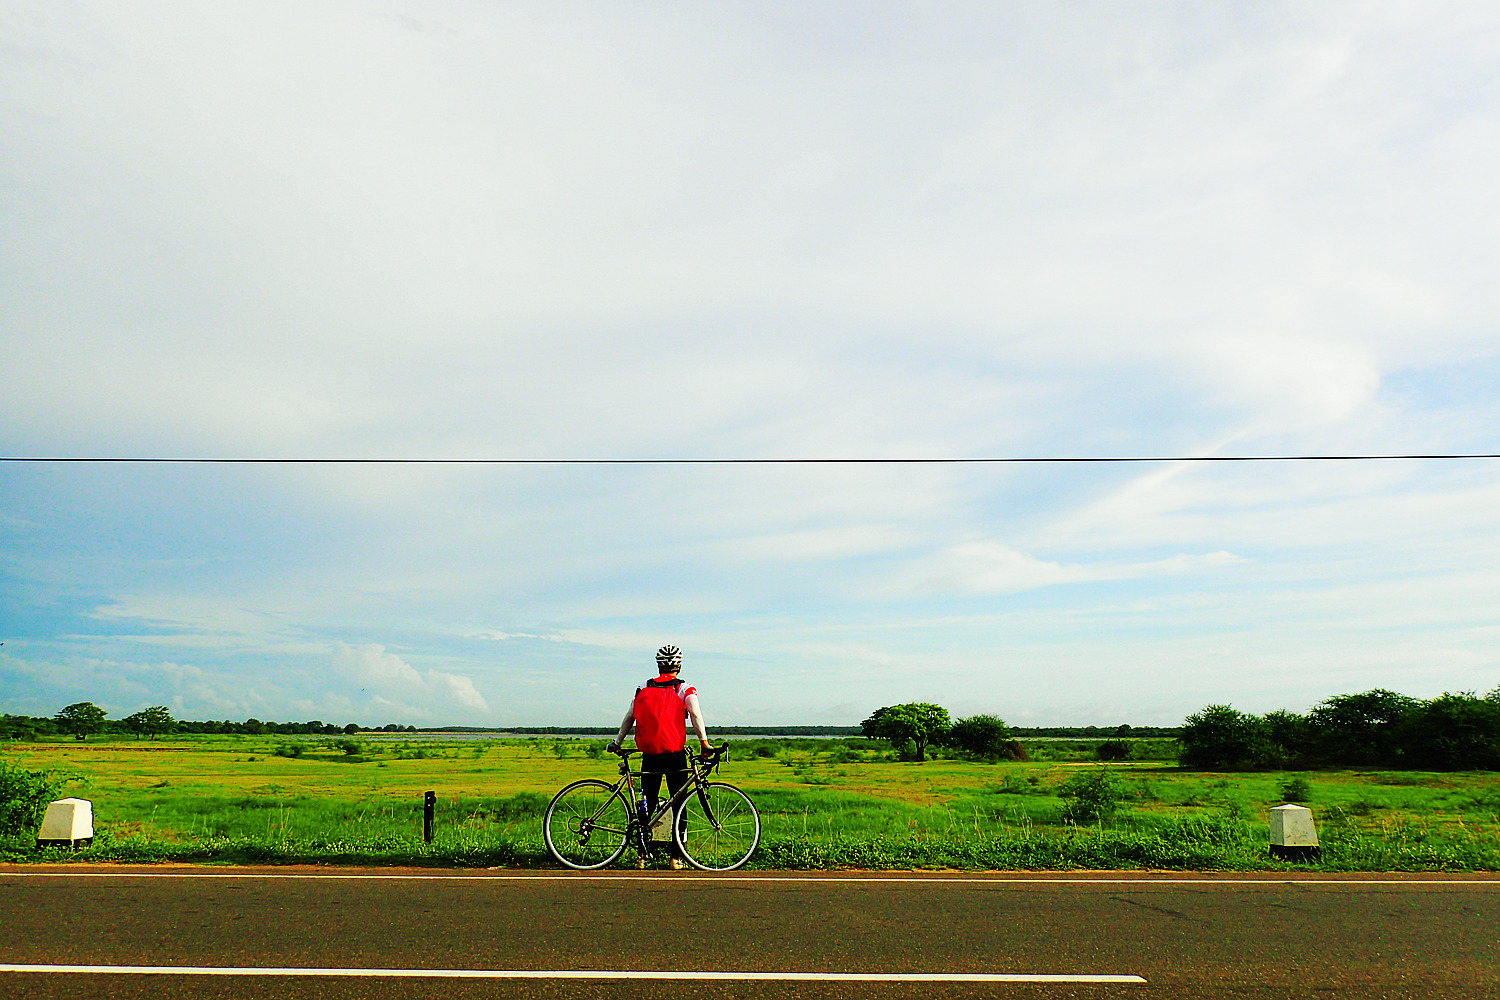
[640,756,665,812]
[662,751,690,858]
[639,752,668,856]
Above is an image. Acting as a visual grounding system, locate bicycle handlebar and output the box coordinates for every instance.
[607,744,728,759]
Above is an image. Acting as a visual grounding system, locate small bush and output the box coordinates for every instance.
[1279,777,1312,802]
[487,792,549,820]
[0,760,71,836]
[274,743,306,759]
[1096,740,1132,762]
[996,772,1046,795]
[998,741,1030,761]
[334,740,364,757]
[1059,767,1127,824]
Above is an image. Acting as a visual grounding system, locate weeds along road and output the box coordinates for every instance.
[2,868,1498,1000]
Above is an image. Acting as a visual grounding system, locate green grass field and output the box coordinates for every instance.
[4,735,1499,870]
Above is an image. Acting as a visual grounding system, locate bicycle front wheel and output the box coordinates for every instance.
[544,779,631,870]
[674,781,760,871]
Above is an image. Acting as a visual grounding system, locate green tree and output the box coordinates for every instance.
[946,714,1013,761]
[1308,689,1418,765]
[860,703,952,762]
[343,723,361,735]
[1178,704,1269,769]
[1397,693,1500,770]
[0,714,46,741]
[123,706,174,741]
[55,702,107,741]
[1261,709,1313,767]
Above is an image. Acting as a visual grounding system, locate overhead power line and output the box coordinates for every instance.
[1,454,1498,465]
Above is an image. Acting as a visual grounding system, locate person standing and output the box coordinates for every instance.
[607,644,710,865]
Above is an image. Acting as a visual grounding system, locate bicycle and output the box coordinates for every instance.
[543,744,760,871]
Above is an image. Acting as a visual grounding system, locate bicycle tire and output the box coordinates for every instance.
[673,781,760,871]
[544,779,632,870]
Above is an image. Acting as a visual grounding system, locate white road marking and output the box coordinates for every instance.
[0,964,1145,982]
[0,871,1495,885]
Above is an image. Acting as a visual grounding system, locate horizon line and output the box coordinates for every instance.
[3,453,1498,465]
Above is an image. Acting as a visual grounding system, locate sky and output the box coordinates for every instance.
[2,1,1499,729]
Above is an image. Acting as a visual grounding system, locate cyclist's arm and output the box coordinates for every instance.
[613,704,634,746]
[685,692,709,750]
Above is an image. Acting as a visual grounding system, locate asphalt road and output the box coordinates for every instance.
[3,868,1498,1000]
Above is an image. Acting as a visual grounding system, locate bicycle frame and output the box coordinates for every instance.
[607,748,722,855]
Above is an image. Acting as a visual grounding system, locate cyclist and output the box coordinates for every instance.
[606,644,711,866]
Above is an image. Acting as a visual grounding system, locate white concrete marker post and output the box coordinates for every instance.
[36,798,94,848]
[1269,803,1319,861]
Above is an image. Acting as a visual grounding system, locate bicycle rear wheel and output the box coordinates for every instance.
[544,779,631,869]
[674,781,759,871]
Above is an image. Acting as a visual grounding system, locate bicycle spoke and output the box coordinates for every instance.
[674,781,760,871]
[544,780,631,869]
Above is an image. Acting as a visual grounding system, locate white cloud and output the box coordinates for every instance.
[718,524,915,563]
[332,643,489,715]
[880,540,1243,597]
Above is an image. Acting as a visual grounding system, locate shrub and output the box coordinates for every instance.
[1059,767,1127,824]
[487,792,549,820]
[1309,689,1418,766]
[1095,740,1132,761]
[273,743,306,759]
[996,772,1047,795]
[1278,777,1312,803]
[1261,710,1313,767]
[1396,693,1500,770]
[1179,705,1270,769]
[998,740,1030,761]
[0,760,70,836]
[334,739,364,756]
[946,715,1013,761]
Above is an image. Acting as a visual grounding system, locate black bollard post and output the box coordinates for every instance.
[423,790,435,844]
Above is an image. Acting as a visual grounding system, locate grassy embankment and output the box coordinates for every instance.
[3,735,1498,870]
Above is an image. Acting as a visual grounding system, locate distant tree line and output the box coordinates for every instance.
[493,725,866,736]
[1180,687,1500,770]
[1011,725,1182,738]
[0,703,417,741]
